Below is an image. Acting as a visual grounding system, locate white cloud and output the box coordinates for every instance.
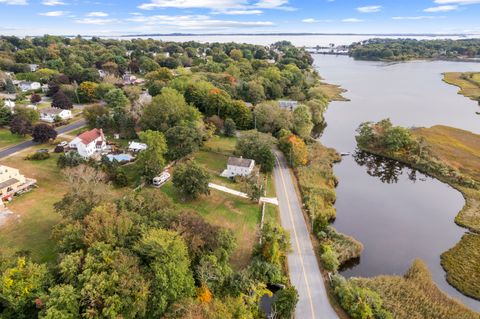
[392,15,445,20]
[357,5,381,13]
[87,11,109,17]
[424,5,458,12]
[39,10,68,16]
[434,0,480,4]
[75,18,118,25]
[214,9,263,14]
[138,0,293,11]
[302,18,333,23]
[342,18,364,22]
[0,0,28,5]
[41,0,66,5]
[127,14,273,30]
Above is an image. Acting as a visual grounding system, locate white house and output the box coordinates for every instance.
[128,141,147,153]
[221,157,255,178]
[3,99,15,109]
[28,64,39,72]
[40,108,72,123]
[69,128,107,158]
[278,100,298,112]
[18,81,41,92]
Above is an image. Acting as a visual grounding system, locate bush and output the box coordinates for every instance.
[331,274,392,319]
[25,152,50,161]
[320,245,340,272]
[57,152,85,168]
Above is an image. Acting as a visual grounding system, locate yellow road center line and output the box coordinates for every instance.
[275,154,316,319]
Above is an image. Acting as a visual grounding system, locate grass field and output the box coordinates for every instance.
[441,233,480,302]
[355,259,480,319]
[317,82,349,102]
[0,128,29,150]
[0,147,65,263]
[443,72,480,101]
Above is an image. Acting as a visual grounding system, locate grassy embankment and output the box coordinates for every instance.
[354,259,480,319]
[0,128,29,150]
[443,72,480,102]
[124,135,275,270]
[358,123,480,304]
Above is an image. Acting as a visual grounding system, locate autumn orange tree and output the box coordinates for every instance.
[279,132,308,167]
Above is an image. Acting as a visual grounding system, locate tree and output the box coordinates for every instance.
[226,100,252,130]
[321,245,340,272]
[235,130,276,173]
[0,257,51,318]
[253,102,292,135]
[141,87,201,132]
[83,104,109,128]
[0,106,13,126]
[223,118,236,137]
[165,125,204,161]
[10,115,32,136]
[135,228,195,317]
[104,88,128,109]
[279,133,308,167]
[41,285,80,319]
[32,123,57,143]
[229,49,243,61]
[292,104,313,139]
[58,243,149,318]
[172,160,211,200]
[78,81,98,103]
[271,286,299,319]
[30,93,41,104]
[137,130,168,179]
[57,151,85,168]
[4,78,16,94]
[52,90,73,109]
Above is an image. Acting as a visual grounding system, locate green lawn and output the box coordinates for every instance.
[0,148,65,263]
[0,128,29,150]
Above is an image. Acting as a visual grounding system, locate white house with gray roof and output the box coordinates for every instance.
[221,156,255,178]
[40,107,72,123]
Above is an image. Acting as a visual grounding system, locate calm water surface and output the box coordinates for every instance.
[316,54,480,310]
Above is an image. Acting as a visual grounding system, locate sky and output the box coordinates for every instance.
[0,0,480,36]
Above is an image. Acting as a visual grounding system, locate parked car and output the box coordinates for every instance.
[153,172,170,188]
[58,141,68,147]
[37,149,49,153]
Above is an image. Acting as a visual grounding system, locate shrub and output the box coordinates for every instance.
[25,152,50,161]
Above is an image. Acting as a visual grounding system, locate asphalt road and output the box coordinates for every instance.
[273,150,339,319]
[0,119,86,159]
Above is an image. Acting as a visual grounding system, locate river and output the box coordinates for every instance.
[315,54,480,311]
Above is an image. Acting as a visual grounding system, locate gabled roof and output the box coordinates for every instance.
[227,156,254,168]
[41,107,64,115]
[77,128,104,145]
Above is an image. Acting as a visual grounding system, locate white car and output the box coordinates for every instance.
[58,141,68,147]
[153,172,170,187]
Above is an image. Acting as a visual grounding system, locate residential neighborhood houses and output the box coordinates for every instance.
[221,156,255,178]
[40,107,72,123]
[18,81,41,92]
[68,128,108,159]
